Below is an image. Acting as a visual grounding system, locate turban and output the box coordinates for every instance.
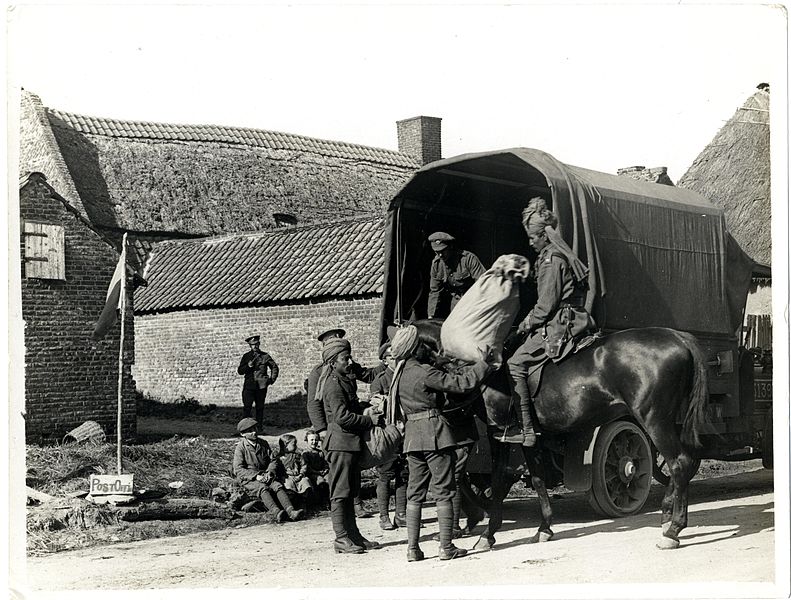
[521,197,589,283]
[391,325,419,360]
[322,338,351,364]
[522,197,558,235]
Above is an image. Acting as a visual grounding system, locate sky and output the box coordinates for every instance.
[6,2,787,182]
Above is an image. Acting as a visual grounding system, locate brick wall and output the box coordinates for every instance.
[133,296,383,424]
[397,116,442,165]
[20,176,136,444]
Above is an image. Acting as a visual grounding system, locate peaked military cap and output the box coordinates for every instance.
[245,335,260,344]
[317,328,346,342]
[428,231,455,251]
[378,342,392,360]
[237,417,258,433]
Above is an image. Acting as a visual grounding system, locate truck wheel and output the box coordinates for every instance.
[587,421,653,518]
[762,411,773,469]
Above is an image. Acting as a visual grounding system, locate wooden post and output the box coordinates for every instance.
[116,233,128,475]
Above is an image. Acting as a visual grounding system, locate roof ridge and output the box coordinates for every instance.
[46,107,418,168]
[155,215,384,247]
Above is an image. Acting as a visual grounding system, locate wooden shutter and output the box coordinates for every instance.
[24,222,65,280]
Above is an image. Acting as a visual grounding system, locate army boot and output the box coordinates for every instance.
[377,479,395,530]
[345,499,380,550]
[331,499,364,554]
[393,484,407,528]
[406,501,424,562]
[437,500,468,560]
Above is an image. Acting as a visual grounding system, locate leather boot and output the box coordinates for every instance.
[393,484,407,528]
[437,500,467,560]
[331,499,364,554]
[512,376,537,447]
[346,498,380,550]
[354,496,373,518]
[260,489,286,523]
[406,501,424,562]
[276,488,304,521]
[377,479,395,530]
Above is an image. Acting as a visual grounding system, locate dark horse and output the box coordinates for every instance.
[412,319,708,550]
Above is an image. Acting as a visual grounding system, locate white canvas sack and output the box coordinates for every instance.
[440,254,531,364]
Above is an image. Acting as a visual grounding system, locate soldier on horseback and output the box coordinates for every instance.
[508,197,594,446]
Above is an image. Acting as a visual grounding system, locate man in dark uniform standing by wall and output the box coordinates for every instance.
[237,335,279,432]
[427,232,486,319]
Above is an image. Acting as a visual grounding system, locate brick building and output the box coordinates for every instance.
[133,217,387,422]
[19,89,434,434]
[18,173,136,444]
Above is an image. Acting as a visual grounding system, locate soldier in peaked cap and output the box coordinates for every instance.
[318,328,346,343]
[237,335,279,431]
[427,232,486,319]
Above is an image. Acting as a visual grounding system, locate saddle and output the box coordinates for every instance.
[491,331,604,443]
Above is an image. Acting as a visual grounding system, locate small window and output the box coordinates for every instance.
[24,221,65,280]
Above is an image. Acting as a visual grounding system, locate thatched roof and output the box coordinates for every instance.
[135,216,385,313]
[24,91,418,237]
[677,87,770,265]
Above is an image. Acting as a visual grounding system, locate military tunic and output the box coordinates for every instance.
[322,370,377,500]
[396,357,489,502]
[427,249,486,319]
[511,241,591,363]
[306,361,384,433]
[237,350,279,426]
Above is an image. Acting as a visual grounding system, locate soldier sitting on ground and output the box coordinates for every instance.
[232,418,304,522]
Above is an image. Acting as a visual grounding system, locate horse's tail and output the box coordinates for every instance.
[674,331,709,450]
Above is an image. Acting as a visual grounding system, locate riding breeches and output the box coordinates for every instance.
[406,448,456,503]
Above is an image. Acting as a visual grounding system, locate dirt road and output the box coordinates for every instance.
[21,468,776,595]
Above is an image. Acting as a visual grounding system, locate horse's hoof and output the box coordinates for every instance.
[538,530,554,543]
[473,536,494,551]
[656,536,680,550]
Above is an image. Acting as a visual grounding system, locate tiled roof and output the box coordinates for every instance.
[47,109,418,169]
[135,217,385,312]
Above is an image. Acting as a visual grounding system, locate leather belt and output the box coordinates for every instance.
[406,408,441,421]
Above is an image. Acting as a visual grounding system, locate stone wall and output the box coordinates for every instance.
[133,296,383,423]
[20,176,136,444]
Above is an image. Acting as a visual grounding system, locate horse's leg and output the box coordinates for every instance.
[653,438,698,550]
[474,437,511,551]
[522,446,554,543]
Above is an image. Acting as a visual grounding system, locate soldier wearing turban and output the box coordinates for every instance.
[387,325,494,562]
[313,335,386,555]
[508,197,594,447]
[305,327,382,519]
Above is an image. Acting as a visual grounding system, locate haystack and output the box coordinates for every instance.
[677,85,771,266]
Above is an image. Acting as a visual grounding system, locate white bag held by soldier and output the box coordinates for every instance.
[440,254,531,364]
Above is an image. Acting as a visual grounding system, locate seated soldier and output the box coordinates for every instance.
[232,418,304,522]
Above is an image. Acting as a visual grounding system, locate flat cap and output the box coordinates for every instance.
[317,328,346,342]
[378,342,392,360]
[428,231,455,251]
[237,417,258,433]
[245,335,260,344]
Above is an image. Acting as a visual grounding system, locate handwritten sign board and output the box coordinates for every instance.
[89,474,134,497]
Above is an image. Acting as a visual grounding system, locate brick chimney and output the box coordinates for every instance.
[617,165,674,186]
[397,116,442,165]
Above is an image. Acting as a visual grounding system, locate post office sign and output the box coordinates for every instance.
[89,474,134,496]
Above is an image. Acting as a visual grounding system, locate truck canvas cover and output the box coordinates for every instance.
[381,148,753,337]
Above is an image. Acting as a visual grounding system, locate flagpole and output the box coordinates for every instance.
[116,233,128,475]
